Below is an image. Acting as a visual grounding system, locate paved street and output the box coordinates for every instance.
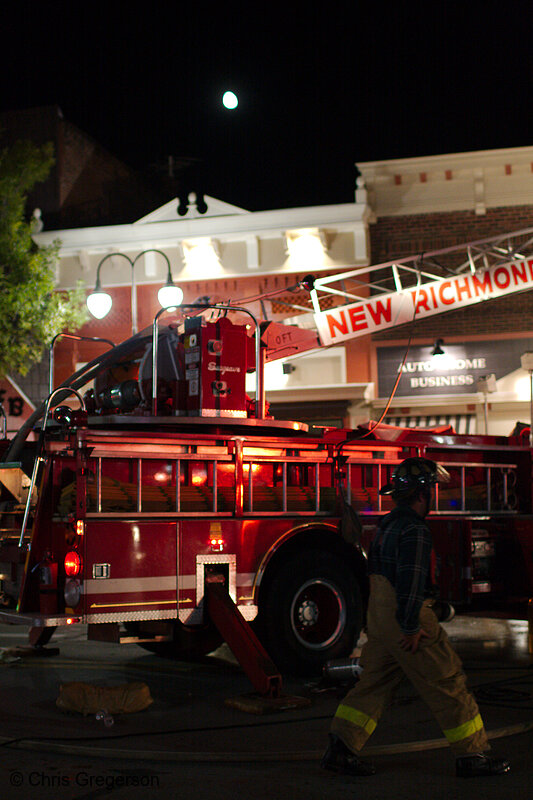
[1,616,532,799]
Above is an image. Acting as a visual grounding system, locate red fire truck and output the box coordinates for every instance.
[0,304,531,675]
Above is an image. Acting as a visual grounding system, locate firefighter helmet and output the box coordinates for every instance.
[379,457,449,499]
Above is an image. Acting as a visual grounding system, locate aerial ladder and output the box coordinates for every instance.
[250,225,533,357]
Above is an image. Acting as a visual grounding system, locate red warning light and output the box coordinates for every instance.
[64,551,82,577]
[209,536,225,552]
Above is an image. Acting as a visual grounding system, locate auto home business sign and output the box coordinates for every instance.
[378,339,533,398]
[314,257,533,346]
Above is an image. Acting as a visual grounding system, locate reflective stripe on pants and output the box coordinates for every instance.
[334,704,377,736]
[444,713,484,744]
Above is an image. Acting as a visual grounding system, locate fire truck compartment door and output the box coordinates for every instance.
[83,521,178,623]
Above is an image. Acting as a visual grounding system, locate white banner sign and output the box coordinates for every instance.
[314,258,533,345]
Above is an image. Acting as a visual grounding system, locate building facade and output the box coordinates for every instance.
[28,144,533,436]
[34,192,374,428]
[358,146,533,435]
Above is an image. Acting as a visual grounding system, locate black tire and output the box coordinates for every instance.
[257,549,363,675]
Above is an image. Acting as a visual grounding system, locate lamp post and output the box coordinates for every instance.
[521,353,533,447]
[476,374,497,434]
[86,249,183,334]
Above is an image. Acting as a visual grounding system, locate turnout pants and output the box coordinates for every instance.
[331,575,489,755]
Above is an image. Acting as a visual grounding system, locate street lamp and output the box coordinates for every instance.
[86,249,183,334]
[431,338,445,357]
[157,273,183,309]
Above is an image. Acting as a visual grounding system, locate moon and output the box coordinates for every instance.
[222,91,238,110]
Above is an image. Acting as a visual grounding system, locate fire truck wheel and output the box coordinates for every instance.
[258,550,362,675]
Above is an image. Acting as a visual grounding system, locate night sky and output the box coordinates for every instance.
[3,2,533,211]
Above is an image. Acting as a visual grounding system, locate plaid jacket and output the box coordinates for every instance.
[369,505,434,635]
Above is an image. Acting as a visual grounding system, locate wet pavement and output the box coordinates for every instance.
[1,616,533,799]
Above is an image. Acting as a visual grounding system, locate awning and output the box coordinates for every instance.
[253,383,373,403]
[384,414,476,435]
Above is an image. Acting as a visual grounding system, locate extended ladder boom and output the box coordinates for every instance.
[255,227,533,350]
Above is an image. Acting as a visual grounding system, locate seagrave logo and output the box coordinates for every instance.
[207,362,241,373]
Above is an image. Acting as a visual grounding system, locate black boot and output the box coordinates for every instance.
[456,753,510,777]
[321,734,376,776]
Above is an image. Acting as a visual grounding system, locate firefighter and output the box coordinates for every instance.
[321,456,510,778]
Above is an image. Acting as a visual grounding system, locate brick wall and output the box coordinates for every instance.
[370,205,533,262]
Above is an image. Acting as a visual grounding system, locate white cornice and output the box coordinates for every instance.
[34,202,367,256]
[358,145,533,175]
[357,145,533,217]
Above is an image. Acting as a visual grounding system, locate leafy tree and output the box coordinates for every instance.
[0,138,87,376]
